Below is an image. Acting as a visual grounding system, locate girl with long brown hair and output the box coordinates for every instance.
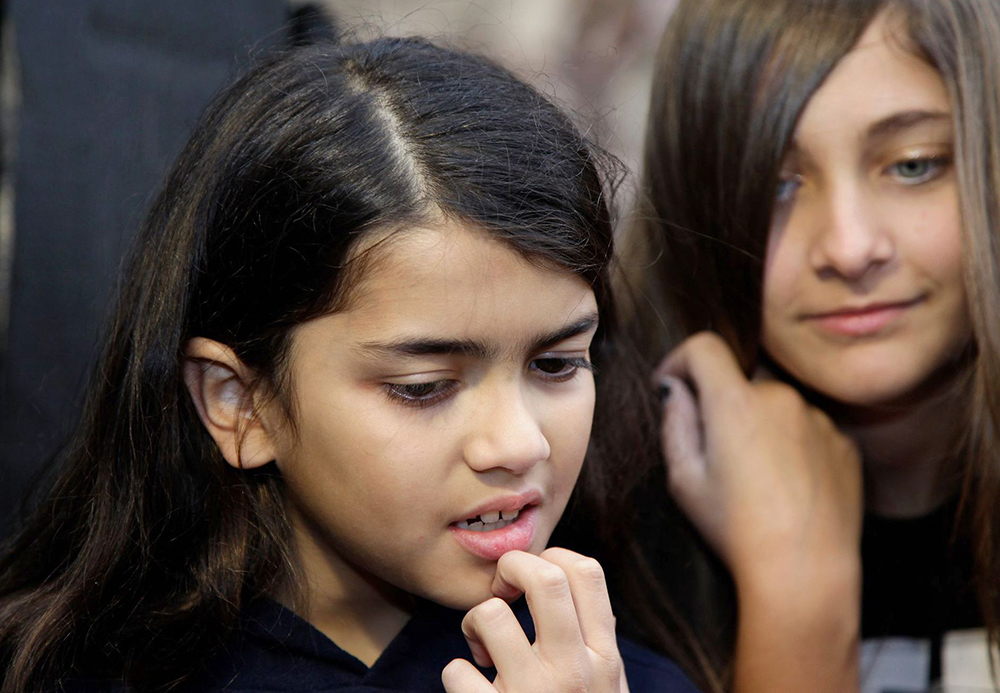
[637,0,1000,690]
[0,35,703,693]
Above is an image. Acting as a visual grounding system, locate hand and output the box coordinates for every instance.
[655,332,862,584]
[656,332,863,692]
[441,548,629,693]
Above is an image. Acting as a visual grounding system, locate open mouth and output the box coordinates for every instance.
[448,499,540,561]
[454,508,523,532]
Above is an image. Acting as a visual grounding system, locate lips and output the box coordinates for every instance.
[449,490,541,561]
[803,296,925,337]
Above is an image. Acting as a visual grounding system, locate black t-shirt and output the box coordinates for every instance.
[860,498,984,691]
[63,598,701,692]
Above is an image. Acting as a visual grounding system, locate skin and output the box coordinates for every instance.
[184,220,626,691]
[764,10,969,517]
[659,10,970,693]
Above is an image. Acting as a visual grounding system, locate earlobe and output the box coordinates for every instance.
[182,337,278,470]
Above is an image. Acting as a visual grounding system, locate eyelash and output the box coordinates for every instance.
[775,153,951,204]
[382,356,594,409]
[886,154,951,184]
[530,356,594,382]
[776,174,803,203]
[383,380,460,409]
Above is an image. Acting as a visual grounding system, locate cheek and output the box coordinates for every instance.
[547,385,596,484]
[763,213,807,319]
[277,395,428,512]
[918,210,964,284]
[761,243,800,336]
[895,179,962,277]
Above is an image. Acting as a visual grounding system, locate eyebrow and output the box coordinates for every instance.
[357,312,600,360]
[865,109,951,142]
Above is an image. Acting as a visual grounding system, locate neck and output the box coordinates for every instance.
[829,368,967,518]
[276,508,415,667]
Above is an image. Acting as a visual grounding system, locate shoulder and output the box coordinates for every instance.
[619,636,703,693]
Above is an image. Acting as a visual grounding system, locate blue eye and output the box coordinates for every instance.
[890,156,949,183]
[776,174,802,203]
[384,380,457,408]
[530,356,593,382]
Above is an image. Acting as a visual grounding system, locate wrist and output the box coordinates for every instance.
[735,550,861,626]
[733,556,861,693]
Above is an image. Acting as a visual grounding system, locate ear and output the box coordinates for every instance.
[182,337,279,470]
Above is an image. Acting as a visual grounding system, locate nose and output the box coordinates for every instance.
[809,183,895,281]
[462,383,551,475]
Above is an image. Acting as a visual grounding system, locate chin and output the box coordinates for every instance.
[818,381,920,409]
[793,357,960,411]
[775,325,974,402]
[416,563,499,612]
[426,583,494,611]
[436,588,495,612]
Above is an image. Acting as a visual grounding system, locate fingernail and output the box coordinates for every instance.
[656,380,672,403]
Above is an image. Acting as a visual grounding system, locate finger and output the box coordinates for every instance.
[461,597,535,677]
[536,547,619,661]
[653,332,751,417]
[490,550,585,661]
[442,658,497,693]
[660,376,708,509]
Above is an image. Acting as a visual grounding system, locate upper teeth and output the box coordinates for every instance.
[456,508,521,531]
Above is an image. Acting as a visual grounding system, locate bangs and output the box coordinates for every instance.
[642,0,885,363]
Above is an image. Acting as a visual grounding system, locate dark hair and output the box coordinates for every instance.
[634,0,1000,680]
[0,36,682,692]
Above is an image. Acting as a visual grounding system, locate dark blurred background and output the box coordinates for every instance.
[0,0,674,538]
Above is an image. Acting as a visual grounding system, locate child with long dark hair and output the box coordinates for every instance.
[0,37,700,693]
[636,0,1000,690]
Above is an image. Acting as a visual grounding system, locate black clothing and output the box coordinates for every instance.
[860,498,983,691]
[67,599,700,692]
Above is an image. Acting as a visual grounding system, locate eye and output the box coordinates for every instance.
[383,380,458,408]
[529,356,593,382]
[888,155,950,184]
[776,173,802,203]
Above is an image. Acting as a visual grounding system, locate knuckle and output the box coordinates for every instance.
[686,331,727,362]
[593,652,624,684]
[538,546,573,563]
[555,667,591,693]
[758,381,806,413]
[720,388,753,414]
[569,556,606,587]
[440,659,466,688]
[530,563,570,597]
[467,596,510,628]
[689,330,725,351]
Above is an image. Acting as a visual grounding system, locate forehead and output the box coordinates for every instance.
[331,221,597,348]
[795,11,950,146]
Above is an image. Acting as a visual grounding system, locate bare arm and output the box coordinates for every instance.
[656,332,862,693]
